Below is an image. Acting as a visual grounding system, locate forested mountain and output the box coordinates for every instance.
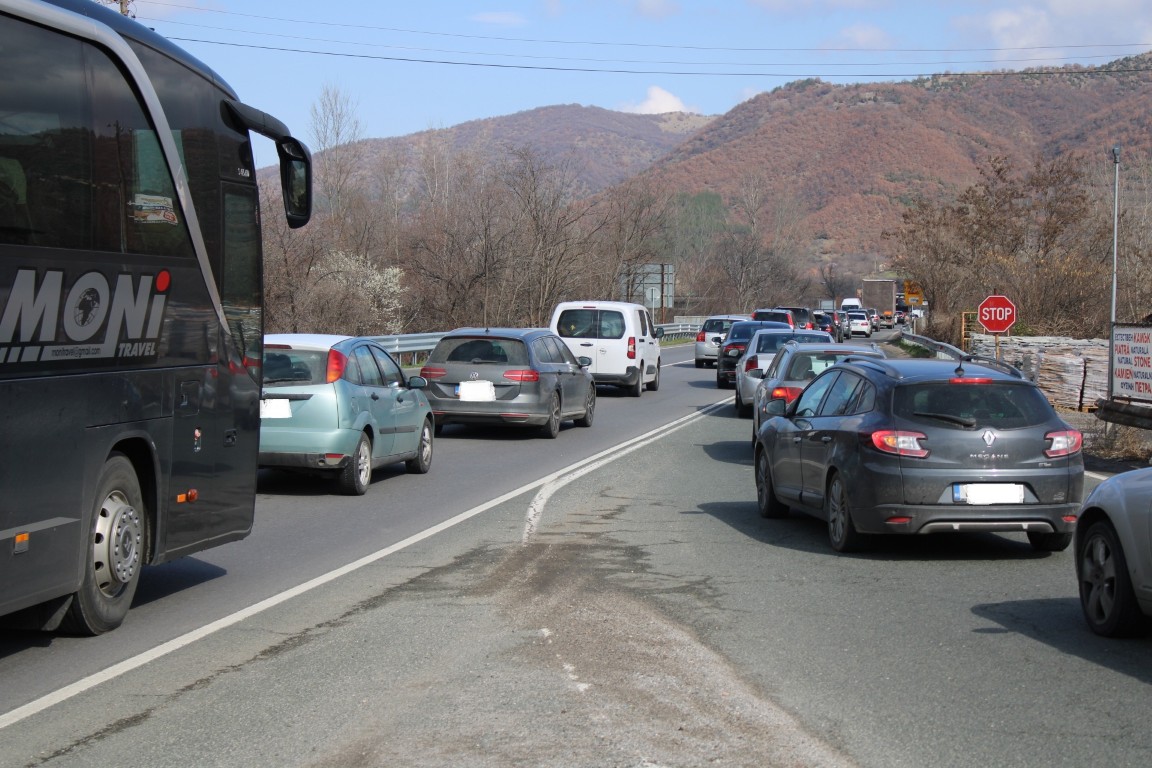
[351,52,1152,261]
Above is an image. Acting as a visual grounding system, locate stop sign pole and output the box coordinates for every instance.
[978,295,1016,359]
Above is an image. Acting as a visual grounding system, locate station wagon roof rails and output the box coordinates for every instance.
[841,357,905,378]
[958,354,1025,379]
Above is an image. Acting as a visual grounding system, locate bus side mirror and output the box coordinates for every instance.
[277,137,312,229]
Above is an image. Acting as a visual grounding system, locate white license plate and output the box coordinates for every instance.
[955,483,1025,505]
[260,398,292,419]
[456,380,496,402]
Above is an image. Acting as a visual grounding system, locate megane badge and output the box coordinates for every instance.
[982,430,996,447]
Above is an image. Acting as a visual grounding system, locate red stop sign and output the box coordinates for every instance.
[978,295,1016,333]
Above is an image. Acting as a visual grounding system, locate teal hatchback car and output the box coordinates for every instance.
[259,334,435,495]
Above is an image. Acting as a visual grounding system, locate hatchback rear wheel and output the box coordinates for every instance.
[337,433,372,495]
[827,472,866,552]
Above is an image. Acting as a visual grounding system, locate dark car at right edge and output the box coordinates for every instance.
[754,357,1084,553]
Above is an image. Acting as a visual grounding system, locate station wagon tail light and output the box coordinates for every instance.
[1045,429,1083,458]
[504,369,540,382]
[771,386,804,403]
[325,349,348,383]
[628,336,637,359]
[870,430,929,458]
[419,366,446,379]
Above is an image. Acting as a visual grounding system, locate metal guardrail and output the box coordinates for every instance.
[370,323,699,365]
[897,330,966,360]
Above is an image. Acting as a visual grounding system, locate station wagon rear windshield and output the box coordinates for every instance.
[894,382,1054,430]
[428,337,529,365]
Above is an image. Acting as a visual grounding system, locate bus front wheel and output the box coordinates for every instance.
[61,454,146,635]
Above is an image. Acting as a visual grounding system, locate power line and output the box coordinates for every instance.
[149,18,1150,69]
[139,1,1152,56]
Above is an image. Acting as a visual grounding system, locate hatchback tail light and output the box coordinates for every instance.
[1044,429,1083,458]
[696,330,706,342]
[326,349,348,383]
[743,356,759,373]
[627,336,637,359]
[870,430,929,458]
[771,386,804,403]
[419,366,447,379]
[504,370,540,382]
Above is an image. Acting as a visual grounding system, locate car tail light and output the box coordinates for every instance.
[628,336,637,359]
[419,366,447,379]
[1045,429,1083,458]
[870,430,929,458]
[948,377,994,384]
[326,349,348,383]
[771,386,804,403]
[743,355,759,373]
[724,343,747,357]
[696,330,706,342]
[504,369,540,382]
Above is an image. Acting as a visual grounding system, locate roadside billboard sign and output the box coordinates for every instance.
[1110,324,1152,403]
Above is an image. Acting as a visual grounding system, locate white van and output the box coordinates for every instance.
[840,297,862,312]
[550,301,664,396]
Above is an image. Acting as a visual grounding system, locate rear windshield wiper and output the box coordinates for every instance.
[913,410,977,428]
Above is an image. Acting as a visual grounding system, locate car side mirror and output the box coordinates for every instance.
[407,376,428,389]
[765,398,787,417]
[654,327,665,339]
[747,369,764,379]
[711,335,723,344]
[577,356,592,368]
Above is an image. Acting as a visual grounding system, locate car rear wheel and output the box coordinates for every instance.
[1027,531,1072,552]
[405,418,434,474]
[574,386,596,427]
[827,472,866,552]
[539,392,562,438]
[755,449,789,519]
[1078,520,1148,637]
[647,361,661,391]
[337,433,372,495]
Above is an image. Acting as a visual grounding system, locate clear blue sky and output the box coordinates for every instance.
[130,0,1151,166]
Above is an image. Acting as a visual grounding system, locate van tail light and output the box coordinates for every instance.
[504,370,540,382]
[870,430,929,458]
[744,356,759,373]
[419,366,446,380]
[771,386,804,403]
[1045,429,1083,458]
[696,330,706,342]
[326,349,348,383]
[628,336,637,359]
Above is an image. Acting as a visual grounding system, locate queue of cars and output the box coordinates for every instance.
[258,301,662,495]
[259,308,1144,638]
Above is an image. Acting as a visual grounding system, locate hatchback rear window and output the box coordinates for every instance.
[894,382,1053,430]
[428,338,529,366]
[752,310,792,324]
[263,350,326,385]
[703,318,737,334]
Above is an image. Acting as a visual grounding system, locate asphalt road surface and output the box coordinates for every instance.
[2,333,1148,768]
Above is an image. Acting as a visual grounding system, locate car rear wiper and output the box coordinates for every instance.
[913,410,977,428]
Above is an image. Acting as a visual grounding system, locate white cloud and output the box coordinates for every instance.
[826,22,895,49]
[621,85,693,114]
[631,0,681,19]
[470,11,528,26]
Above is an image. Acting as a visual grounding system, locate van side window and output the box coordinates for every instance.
[636,310,648,337]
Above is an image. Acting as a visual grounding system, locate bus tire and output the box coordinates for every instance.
[61,454,146,636]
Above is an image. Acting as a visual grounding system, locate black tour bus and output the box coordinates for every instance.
[0,0,312,633]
